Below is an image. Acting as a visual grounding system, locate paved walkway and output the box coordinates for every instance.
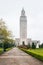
[0,47,43,65]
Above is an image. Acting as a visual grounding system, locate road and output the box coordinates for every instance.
[0,47,43,65]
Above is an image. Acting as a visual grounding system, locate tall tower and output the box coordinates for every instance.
[20,8,27,45]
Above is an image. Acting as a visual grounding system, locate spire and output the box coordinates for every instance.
[21,8,25,16]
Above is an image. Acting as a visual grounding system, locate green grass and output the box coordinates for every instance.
[6,47,13,51]
[0,48,4,55]
[28,48,43,56]
[20,48,43,61]
[0,47,14,55]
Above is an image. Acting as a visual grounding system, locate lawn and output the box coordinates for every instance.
[27,48,43,56]
[6,47,13,51]
[27,48,43,61]
[20,48,43,61]
[0,47,13,55]
[0,48,4,55]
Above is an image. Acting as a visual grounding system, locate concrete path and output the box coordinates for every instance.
[0,47,43,65]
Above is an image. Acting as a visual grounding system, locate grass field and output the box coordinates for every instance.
[20,48,43,61]
[0,47,13,55]
[0,48,3,55]
[6,47,13,51]
[27,48,43,56]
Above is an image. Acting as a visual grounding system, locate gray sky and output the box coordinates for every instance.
[0,0,43,43]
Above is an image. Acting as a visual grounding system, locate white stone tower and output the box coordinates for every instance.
[20,8,27,45]
[16,9,39,47]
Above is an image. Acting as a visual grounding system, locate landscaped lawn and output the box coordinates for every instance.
[0,47,14,55]
[0,48,3,55]
[28,48,43,56]
[20,48,43,61]
[6,47,13,51]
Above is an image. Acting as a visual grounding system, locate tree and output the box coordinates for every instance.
[0,19,13,39]
[0,19,14,51]
[39,43,43,48]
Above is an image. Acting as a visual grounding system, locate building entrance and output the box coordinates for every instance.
[22,41,25,46]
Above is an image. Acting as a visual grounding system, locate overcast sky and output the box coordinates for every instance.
[0,0,43,43]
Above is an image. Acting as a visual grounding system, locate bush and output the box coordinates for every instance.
[32,42,36,49]
[0,43,3,48]
[3,42,14,51]
[39,43,43,48]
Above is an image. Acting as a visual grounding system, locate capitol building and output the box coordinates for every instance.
[15,8,40,47]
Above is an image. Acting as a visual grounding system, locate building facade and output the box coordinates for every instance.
[20,8,27,45]
[15,8,40,47]
[16,8,32,46]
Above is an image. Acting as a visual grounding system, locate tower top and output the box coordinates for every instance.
[21,8,25,16]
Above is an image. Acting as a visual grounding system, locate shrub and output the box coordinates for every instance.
[39,43,43,48]
[3,42,14,51]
